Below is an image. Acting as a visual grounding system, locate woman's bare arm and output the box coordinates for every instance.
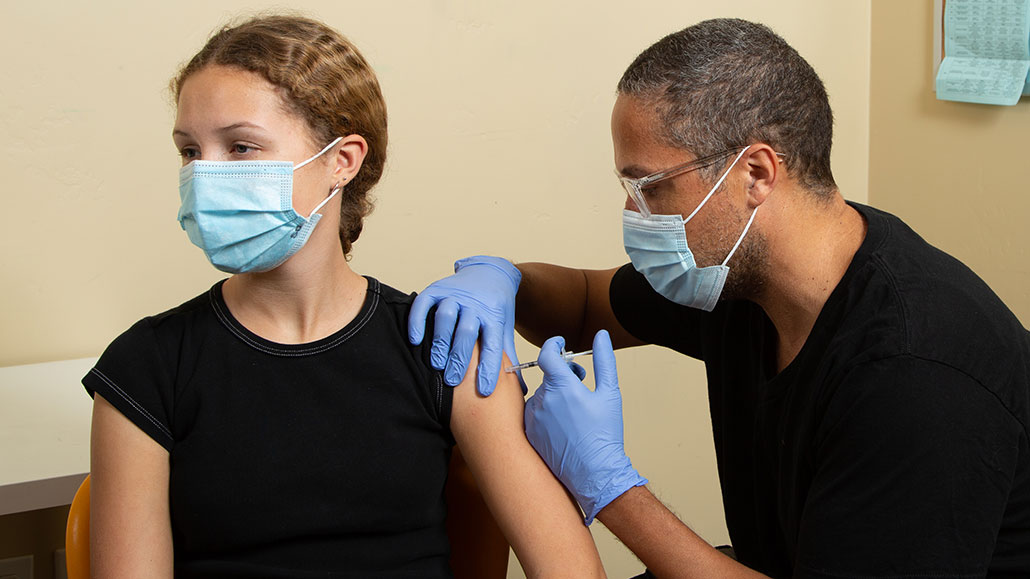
[90,394,173,578]
[445,447,510,578]
[450,350,606,578]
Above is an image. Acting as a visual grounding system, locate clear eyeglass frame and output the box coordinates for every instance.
[617,148,786,218]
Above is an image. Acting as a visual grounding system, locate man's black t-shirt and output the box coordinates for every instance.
[610,203,1030,577]
[83,278,455,578]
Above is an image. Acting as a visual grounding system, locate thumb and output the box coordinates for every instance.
[537,336,571,381]
[407,291,438,344]
[591,329,620,395]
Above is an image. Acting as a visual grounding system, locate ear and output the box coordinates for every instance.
[742,144,781,210]
[330,134,369,186]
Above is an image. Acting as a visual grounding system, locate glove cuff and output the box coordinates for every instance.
[453,255,521,292]
[580,463,649,525]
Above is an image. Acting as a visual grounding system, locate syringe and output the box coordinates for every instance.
[504,349,593,373]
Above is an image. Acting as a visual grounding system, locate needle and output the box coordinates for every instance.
[504,349,593,372]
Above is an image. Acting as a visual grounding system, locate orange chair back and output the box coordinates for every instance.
[65,474,90,579]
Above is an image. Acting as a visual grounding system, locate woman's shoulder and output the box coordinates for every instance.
[103,283,222,361]
[366,277,416,307]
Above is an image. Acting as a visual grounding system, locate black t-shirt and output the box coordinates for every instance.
[83,277,455,579]
[610,203,1030,578]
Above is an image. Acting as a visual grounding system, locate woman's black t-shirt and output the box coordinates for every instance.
[83,277,455,578]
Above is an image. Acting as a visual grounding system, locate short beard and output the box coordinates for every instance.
[720,225,768,303]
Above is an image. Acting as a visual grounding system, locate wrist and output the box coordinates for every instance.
[453,255,522,291]
[577,458,648,525]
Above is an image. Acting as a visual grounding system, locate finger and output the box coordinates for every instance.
[568,362,587,381]
[537,336,575,386]
[591,329,620,394]
[431,299,460,371]
[476,320,504,397]
[407,291,440,344]
[523,393,545,450]
[445,314,480,386]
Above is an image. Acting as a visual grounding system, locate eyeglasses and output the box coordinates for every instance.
[617,148,785,218]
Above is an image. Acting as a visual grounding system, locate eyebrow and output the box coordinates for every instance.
[617,165,654,179]
[172,122,268,139]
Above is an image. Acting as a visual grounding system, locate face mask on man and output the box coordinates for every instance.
[177,137,343,274]
[622,146,757,312]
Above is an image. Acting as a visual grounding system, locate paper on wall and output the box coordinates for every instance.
[935,0,1030,105]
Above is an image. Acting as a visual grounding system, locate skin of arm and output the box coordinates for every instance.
[515,263,642,352]
[90,394,174,578]
[597,487,768,579]
[445,447,510,578]
[450,349,607,578]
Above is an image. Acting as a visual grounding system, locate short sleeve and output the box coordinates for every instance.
[415,306,452,435]
[609,263,707,357]
[794,355,1023,577]
[82,318,176,451]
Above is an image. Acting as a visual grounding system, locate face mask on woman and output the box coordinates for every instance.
[177,137,343,273]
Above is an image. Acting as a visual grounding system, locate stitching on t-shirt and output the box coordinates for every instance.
[209,279,381,357]
[434,370,444,421]
[868,253,911,354]
[89,367,174,442]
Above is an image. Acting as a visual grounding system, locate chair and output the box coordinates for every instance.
[65,474,90,579]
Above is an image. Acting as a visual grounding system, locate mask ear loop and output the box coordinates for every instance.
[294,136,345,170]
[305,182,343,219]
[295,136,346,219]
[721,205,758,267]
[682,145,752,225]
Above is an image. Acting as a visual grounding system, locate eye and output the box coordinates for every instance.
[231,143,259,156]
[640,182,661,198]
[179,147,200,161]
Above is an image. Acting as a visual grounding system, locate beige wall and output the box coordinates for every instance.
[870,1,1030,325]
[2,2,870,577]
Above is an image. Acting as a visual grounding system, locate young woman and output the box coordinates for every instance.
[85,15,605,578]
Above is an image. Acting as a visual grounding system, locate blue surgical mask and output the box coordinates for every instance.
[177,137,343,274]
[622,146,756,312]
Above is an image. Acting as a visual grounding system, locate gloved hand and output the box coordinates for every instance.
[408,255,524,396]
[525,330,648,524]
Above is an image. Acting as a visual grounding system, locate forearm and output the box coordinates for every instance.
[597,487,767,579]
[516,263,638,352]
[514,263,589,349]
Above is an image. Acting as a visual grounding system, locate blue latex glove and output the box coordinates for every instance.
[524,330,648,524]
[408,255,524,396]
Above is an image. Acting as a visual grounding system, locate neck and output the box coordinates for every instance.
[221,231,367,344]
[751,192,866,372]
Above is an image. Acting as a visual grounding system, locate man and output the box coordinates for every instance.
[409,19,1030,578]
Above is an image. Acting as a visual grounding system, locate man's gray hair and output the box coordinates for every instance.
[618,18,836,196]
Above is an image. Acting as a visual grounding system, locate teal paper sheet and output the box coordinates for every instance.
[936,0,1030,105]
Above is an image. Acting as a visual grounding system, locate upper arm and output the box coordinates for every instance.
[450,350,606,578]
[795,358,1021,576]
[90,394,173,578]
